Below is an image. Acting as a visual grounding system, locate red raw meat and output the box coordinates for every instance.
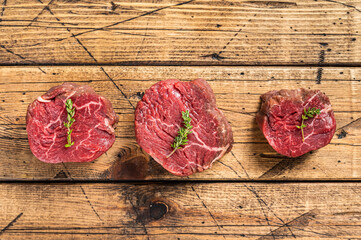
[256,89,336,157]
[135,79,233,176]
[27,83,118,163]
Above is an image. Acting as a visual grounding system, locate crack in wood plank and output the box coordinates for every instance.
[135,17,151,60]
[243,1,297,9]
[54,0,195,42]
[259,156,307,179]
[191,186,226,239]
[61,163,103,222]
[337,116,361,131]
[0,44,46,73]
[246,185,277,240]
[26,0,55,27]
[218,27,244,56]
[0,44,27,60]
[44,5,136,109]
[202,12,259,60]
[245,185,296,238]
[0,212,23,235]
[257,209,323,239]
[78,185,103,221]
[218,160,241,178]
[230,150,251,179]
[226,154,296,239]
[323,0,361,13]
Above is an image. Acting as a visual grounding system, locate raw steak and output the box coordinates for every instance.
[256,89,336,157]
[135,79,233,176]
[27,83,118,163]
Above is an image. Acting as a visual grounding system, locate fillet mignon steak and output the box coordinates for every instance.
[27,83,118,163]
[256,89,336,157]
[135,79,233,176]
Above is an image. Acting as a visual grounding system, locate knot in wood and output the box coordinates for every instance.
[149,202,168,220]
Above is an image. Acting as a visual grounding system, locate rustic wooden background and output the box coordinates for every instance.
[0,0,361,239]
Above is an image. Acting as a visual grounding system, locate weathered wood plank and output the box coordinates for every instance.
[0,0,360,65]
[0,183,361,239]
[0,66,360,180]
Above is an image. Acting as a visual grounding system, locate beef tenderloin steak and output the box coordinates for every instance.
[256,89,336,157]
[27,83,118,163]
[135,79,233,176]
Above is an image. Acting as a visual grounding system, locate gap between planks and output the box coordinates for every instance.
[1,179,361,184]
[1,63,361,67]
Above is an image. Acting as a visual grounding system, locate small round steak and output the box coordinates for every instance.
[27,83,118,163]
[256,88,336,157]
[135,79,233,176]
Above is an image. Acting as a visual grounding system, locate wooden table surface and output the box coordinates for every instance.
[1,0,361,239]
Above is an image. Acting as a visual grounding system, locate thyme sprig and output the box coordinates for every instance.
[64,99,75,148]
[166,110,193,158]
[296,107,321,142]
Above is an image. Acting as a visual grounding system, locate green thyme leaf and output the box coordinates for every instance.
[64,99,75,148]
[166,110,193,158]
[296,107,321,142]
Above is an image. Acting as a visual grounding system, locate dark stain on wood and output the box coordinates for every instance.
[148,157,169,175]
[131,92,145,99]
[243,1,297,8]
[100,144,150,180]
[54,170,68,179]
[319,50,326,62]
[316,50,325,84]
[133,198,173,225]
[113,156,148,180]
[117,147,129,159]
[337,129,348,139]
[110,1,119,11]
[200,53,225,61]
[0,0,7,19]
[150,201,168,220]
[122,186,178,227]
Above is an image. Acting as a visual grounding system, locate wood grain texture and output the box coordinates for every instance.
[1,1,360,239]
[0,182,361,239]
[0,66,360,180]
[0,0,360,65]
